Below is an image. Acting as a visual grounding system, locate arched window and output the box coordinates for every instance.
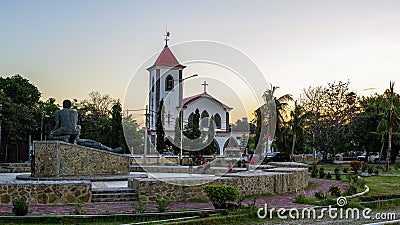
[201,110,209,127]
[201,110,209,118]
[188,113,194,126]
[165,75,174,91]
[214,113,221,129]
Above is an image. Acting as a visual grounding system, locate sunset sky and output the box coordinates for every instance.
[1,0,400,123]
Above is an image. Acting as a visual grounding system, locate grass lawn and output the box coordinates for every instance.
[361,175,400,200]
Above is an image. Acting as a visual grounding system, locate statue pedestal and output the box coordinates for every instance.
[33,141,130,177]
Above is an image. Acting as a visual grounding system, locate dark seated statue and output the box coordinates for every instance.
[48,99,123,153]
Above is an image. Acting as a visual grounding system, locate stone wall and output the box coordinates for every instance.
[34,141,130,177]
[129,168,308,202]
[130,165,228,174]
[0,180,91,204]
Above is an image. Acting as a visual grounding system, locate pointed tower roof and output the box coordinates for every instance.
[148,31,185,70]
[152,45,184,67]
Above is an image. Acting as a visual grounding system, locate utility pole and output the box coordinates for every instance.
[0,102,2,147]
[143,105,149,164]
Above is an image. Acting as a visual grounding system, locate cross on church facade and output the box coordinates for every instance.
[167,111,172,126]
[164,29,170,47]
[202,81,209,93]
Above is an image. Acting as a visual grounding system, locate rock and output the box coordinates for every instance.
[360,172,370,177]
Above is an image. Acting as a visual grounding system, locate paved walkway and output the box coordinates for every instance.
[0,177,346,215]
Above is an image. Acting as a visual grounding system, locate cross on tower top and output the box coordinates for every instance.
[164,29,170,47]
[202,81,209,93]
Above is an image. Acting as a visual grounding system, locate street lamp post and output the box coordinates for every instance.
[177,74,198,165]
[144,106,149,164]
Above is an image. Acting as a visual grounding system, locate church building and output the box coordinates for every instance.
[146,34,237,155]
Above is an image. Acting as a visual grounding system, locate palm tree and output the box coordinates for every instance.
[262,85,293,152]
[378,81,400,170]
[289,101,311,159]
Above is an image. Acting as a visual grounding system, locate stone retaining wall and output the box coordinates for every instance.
[130,165,228,174]
[0,180,91,204]
[34,141,130,177]
[129,168,308,202]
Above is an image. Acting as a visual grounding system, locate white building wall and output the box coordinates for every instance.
[148,66,182,131]
[182,97,229,131]
[160,68,181,132]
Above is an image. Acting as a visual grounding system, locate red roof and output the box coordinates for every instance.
[153,45,183,67]
[182,93,203,106]
[181,93,232,111]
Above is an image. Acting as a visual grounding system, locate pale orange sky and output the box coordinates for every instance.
[1,0,400,123]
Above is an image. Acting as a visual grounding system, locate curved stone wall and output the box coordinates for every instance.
[0,180,91,204]
[129,168,308,202]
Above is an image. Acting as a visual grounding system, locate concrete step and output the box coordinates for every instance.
[93,187,135,194]
[0,163,31,167]
[92,196,138,202]
[92,188,138,202]
[0,166,31,173]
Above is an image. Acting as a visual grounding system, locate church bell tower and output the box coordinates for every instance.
[147,31,186,135]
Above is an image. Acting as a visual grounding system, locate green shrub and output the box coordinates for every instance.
[314,191,326,200]
[203,185,238,209]
[329,185,341,197]
[334,167,340,173]
[356,178,366,188]
[361,164,367,172]
[319,167,325,179]
[344,184,357,196]
[350,160,363,173]
[374,166,380,175]
[351,175,359,183]
[334,170,341,181]
[155,198,172,212]
[131,200,148,214]
[12,197,29,216]
[343,167,349,173]
[294,193,307,204]
[311,165,318,178]
[71,199,86,215]
[326,172,332,179]
[367,167,374,174]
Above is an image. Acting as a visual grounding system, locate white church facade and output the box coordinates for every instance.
[146,36,238,155]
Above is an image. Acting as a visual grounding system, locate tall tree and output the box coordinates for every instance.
[252,107,262,151]
[0,74,41,105]
[261,85,293,152]
[184,109,201,141]
[156,99,166,153]
[202,115,217,155]
[110,101,127,152]
[378,81,400,170]
[351,95,381,160]
[173,114,182,155]
[77,92,115,146]
[301,81,359,161]
[123,114,144,154]
[0,75,42,162]
[289,101,310,157]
